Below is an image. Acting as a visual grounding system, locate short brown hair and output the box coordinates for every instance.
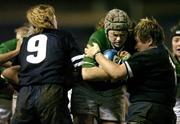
[134,17,165,44]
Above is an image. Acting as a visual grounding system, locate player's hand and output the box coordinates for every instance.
[103,50,131,64]
[118,51,131,61]
[84,43,100,58]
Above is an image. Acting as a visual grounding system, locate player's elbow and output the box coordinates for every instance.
[108,65,127,80]
[110,73,122,80]
[81,68,91,80]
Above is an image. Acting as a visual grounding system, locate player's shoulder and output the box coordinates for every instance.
[43,28,72,38]
[90,28,105,38]
[89,28,106,43]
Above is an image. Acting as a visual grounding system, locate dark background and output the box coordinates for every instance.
[0,0,180,49]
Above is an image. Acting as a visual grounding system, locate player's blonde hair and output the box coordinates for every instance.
[26,4,56,34]
[96,16,105,30]
[134,17,165,44]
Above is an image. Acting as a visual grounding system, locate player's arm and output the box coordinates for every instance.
[82,40,110,81]
[0,50,18,64]
[82,66,110,81]
[0,40,21,64]
[1,65,20,85]
[95,53,127,80]
[1,61,12,68]
[85,43,128,80]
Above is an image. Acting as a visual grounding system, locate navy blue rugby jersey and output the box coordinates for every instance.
[125,44,176,106]
[15,28,83,86]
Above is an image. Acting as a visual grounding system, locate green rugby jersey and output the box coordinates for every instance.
[173,56,180,97]
[0,38,17,53]
[0,38,17,73]
[0,38,17,99]
[83,28,112,68]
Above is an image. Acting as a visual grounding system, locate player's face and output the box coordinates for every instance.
[107,30,128,48]
[172,36,180,57]
[135,36,152,52]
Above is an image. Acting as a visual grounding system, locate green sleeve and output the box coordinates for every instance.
[176,64,180,77]
[82,39,98,68]
[0,38,17,82]
[0,38,17,54]
[82,28,110,68]
[0,67,5,73]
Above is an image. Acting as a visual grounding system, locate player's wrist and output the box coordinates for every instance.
[94,50,101,58]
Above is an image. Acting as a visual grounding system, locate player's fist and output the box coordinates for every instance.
[103,49,117,61]
[118,51,131,61]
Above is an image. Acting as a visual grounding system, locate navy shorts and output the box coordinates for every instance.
[127,102,176,124]
[11,84,72,124]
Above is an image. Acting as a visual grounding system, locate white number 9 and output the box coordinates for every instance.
[26,34,47,64]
